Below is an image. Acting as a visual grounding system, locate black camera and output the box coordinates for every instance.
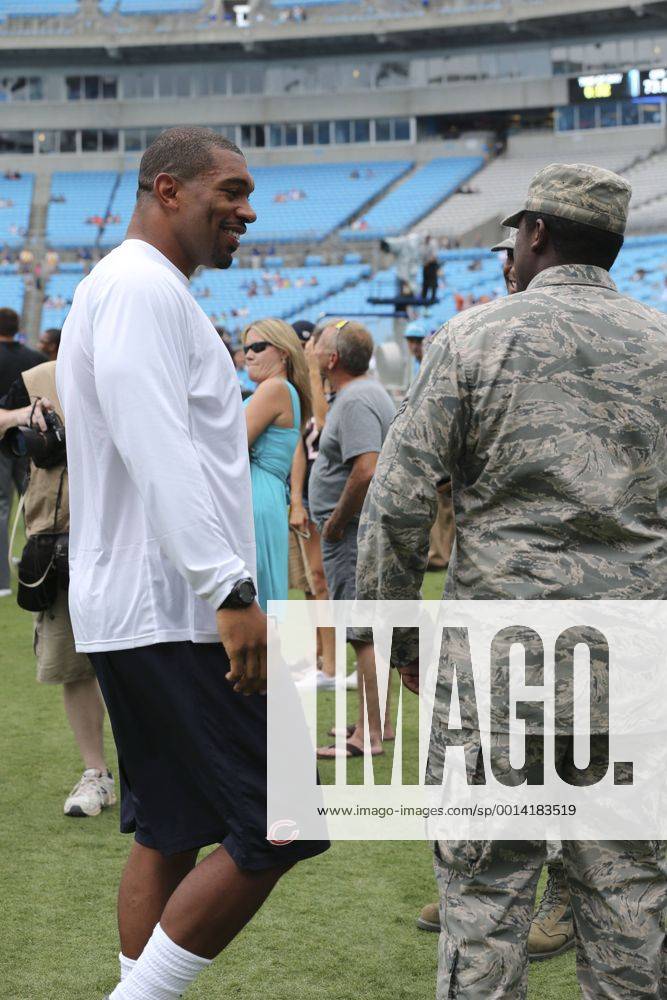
[6,409,66,469]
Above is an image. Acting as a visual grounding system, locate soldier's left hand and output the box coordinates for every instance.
[398,660,420,695]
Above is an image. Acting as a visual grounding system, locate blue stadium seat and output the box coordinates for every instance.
[40,263,371,333]
[342,157,484,240]
[290,235,667,334]
[0,174,33,248]
[99,172,137,248]
[0,274,25,317]
[41,271,82,330]
[99,0,202,12]
[271,0,359,6]
[243,161,412,243]
[0,0,77,15]
[94,162,411,247]
[47,172,118,249]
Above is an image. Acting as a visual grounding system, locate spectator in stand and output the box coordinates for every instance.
[242,318,312,610]
[38,327,61,362]
[310,320,395,758]
[45,249,60,273]
[421,235,440,303]
[0,307,45,597]
[18,248,33,273]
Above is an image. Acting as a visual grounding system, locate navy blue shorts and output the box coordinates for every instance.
[90,641,330,868]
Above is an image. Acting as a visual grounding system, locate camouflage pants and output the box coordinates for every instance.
[546,840,562,866]
[430,732,665,998]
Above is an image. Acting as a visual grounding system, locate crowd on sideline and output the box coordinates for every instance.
[0,127,665,1000]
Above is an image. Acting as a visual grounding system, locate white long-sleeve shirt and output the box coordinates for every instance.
[57,239,256,652]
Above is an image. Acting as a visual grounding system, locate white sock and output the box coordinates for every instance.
[109,923,211,999]
[120,952,137,981]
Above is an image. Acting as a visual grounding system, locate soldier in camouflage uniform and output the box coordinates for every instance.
[356,162,667,999]
[418,227,577,962]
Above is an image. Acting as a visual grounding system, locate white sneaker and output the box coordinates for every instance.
[64,769,117,818]
[345,670,359,690]
[296,669,338,691]
[0,588,11,598]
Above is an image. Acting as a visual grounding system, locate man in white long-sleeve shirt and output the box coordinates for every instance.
[57,127,328,1000]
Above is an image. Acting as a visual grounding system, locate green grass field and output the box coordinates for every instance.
[0,569,580,999]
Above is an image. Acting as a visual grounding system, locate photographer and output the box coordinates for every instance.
[0,306,44,598]
[0,359,115,819]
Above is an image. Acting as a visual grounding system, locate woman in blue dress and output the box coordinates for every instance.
[242,319,312,610]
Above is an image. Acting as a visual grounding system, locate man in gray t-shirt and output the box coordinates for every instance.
[309,319,395,761]
[310,377,395,528]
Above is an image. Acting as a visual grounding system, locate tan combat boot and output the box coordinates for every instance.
[528,864,575,961]
[416,901,440,932]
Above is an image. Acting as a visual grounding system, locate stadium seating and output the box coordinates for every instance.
[415,150,637,240]
[270,0,359,7]
[98,0,203,13]
[39,262,370,331]
[0,274,25,317]
[0,174,33,248]
[63,162,413,247]
[240,161,412,242]
[189,262,370,327]
[286,234,667,335]
[99,171,137,248]
[0,0,77,15]
[41,268,83,329]
[342,157,484,241]
[47,172,118,248]
[624,148,667,232]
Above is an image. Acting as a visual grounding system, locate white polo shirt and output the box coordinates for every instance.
[57,239,256,652]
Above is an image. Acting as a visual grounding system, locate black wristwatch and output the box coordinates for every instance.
[219,578,257,610]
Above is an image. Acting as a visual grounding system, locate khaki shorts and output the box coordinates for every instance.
[34,587,94,685]
[288,525,315,594]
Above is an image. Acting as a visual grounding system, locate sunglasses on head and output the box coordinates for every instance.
[333,318,349,354]
[243,340,272,356]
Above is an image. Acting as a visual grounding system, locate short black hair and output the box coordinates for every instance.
[523,211,623,271]
[137,127,243,199]
[0,307,19,337]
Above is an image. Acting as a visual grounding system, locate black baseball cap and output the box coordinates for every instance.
[292,319,315,343]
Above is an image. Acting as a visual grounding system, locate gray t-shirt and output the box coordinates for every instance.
[309,376,395,524]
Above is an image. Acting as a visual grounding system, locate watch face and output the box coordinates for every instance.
[238,581,256,605]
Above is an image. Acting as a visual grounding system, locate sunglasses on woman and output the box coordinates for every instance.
[243,341,272,356]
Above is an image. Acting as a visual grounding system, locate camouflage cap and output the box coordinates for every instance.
[491,231,516,253]
[501,162,632,235]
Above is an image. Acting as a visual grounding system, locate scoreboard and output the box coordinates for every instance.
[568,68,667,103]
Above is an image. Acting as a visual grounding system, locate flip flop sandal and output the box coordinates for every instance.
[317,741,384,759]
[327,724,396,742]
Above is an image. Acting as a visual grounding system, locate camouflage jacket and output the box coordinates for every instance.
[357,264,667,613]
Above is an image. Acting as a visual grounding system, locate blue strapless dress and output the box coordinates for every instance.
[244,381,301,610]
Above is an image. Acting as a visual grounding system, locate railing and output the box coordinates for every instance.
[0,0,638,41]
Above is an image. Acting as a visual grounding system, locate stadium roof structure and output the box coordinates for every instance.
[3,0,667,60]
